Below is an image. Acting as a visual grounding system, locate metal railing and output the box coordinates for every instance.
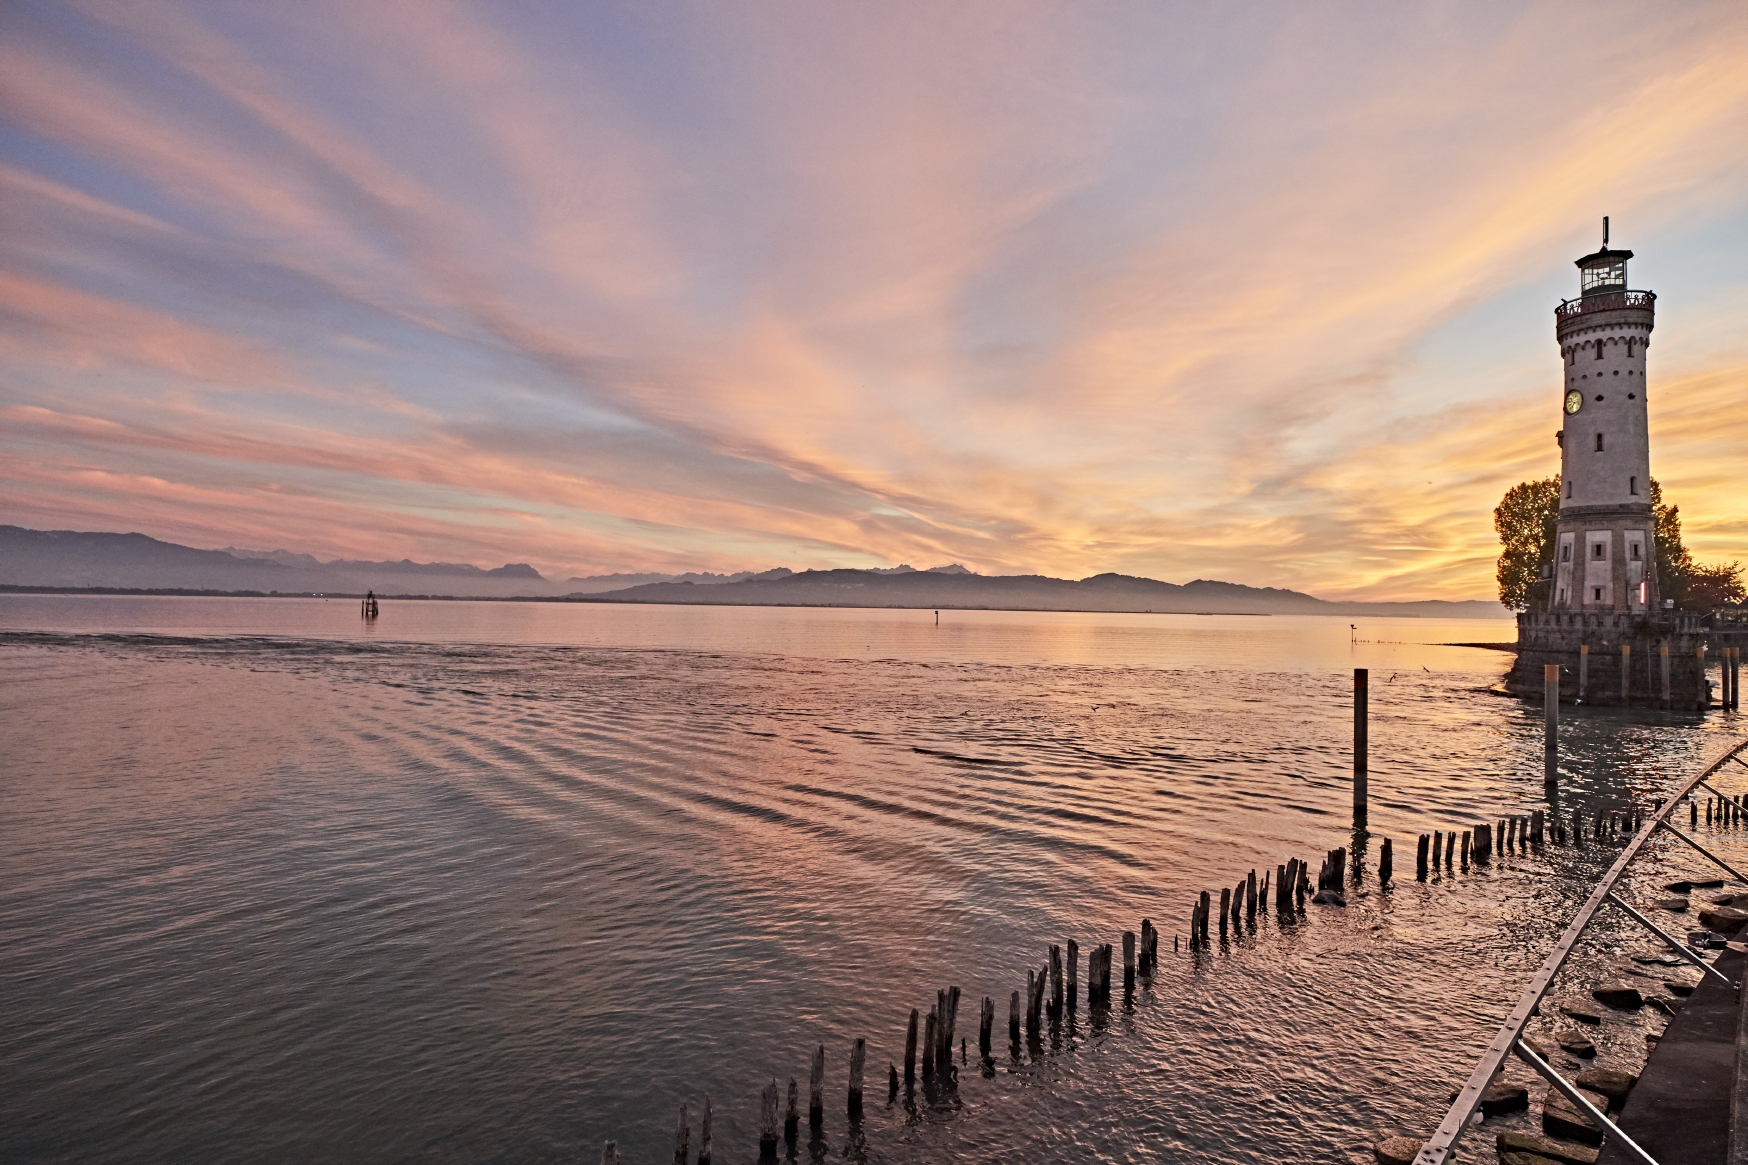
[1555,289,1656,321]
[1416,736,1748,1165]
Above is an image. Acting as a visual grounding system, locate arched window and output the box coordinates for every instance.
[1595,433,1604,452]
[1630,475,1637,495]
[1595,341,1605,360]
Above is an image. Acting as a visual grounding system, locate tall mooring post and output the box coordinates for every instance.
[1353,668,1368,825]
[1577,643,1588,702]
[1543,664,1559,784]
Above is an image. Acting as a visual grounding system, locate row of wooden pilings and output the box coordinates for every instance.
[602,669,1732,1162]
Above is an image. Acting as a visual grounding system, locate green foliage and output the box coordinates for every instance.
[1682,562,1746,610]
[1494,476,1560,610]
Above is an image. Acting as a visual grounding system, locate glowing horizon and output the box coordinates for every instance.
[2,2,1745,600]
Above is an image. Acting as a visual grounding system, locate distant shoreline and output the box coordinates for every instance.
[0,584,1516,619]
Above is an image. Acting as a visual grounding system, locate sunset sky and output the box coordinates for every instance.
[2,1,1745,599]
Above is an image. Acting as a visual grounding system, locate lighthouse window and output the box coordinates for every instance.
[1631,542,1641,559]
[1630,475,1637,495]
[1593,587,1604,601]
[1593,543,1605,560]
[1561,544,1572,562]
[1595,433,1604,451]
[1595,343,1604,360]
[1566,480,1573,498]
[1627,338,1637,356]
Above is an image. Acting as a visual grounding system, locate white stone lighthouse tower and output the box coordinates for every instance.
[1549,219,1658,615]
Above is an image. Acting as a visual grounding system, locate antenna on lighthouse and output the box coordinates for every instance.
[1602,216,1609,247]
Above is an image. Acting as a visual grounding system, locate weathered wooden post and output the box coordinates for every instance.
[1246,870,1257,919]
[1199,890,1211,943]
[904,1009,918,1088]
[979,995,993,1056]
[1024,971,1037,1036]
[848,1039,865,1120]
[602,1141,619,1165]
[1416,834,1429,880]
[701,1094,715,1165]
[1122,930,1136,991]
[922,1010,936,1079]
[1137,921,1153,975]
[1660,642,1671,708]
[887,1064,897,1101]
[1218,889,1230,938]
[1008,991,1020,1045]
[1354,668,1369,825]
[1696,644,1708,710]
[673,1104,690,1165]
[785,1079,798,1145]
[1578,643,1589,702]
[1049,945,1064,1016]
[1379,837,1392,885]
[759,1082,777,1157]
[1066,940,1079,1007]
[809,1045,824,1130]
[1620,643,1631,704]
[1544,663,1559,784]
[1100,943,1113,1000]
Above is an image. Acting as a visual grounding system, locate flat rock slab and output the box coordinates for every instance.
[1497,1130,1600,1164]
[1372,1135,1420,1164]
[1555,1029,1597,1057]
[1543,1087,1610,1145]
[1559,1001,1604,1024]
[1663,977,1696,996]
[1595,946,1745,1164]
[1573,1067,1637,1103]
[1665,877,1725,892]
[1480,1082,1529,1115]
[1629,951,1685,965]
[1653,896,1689,911]
[1698,904,1748,933]
[1590,983,1644,1009]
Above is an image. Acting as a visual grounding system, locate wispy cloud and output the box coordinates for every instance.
[2,1,1745,596]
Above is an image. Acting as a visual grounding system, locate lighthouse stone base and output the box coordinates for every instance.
[1506,611,1718,709]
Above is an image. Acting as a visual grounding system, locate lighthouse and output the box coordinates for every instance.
[1507,221,1719,710]
[1548,219,1659,615]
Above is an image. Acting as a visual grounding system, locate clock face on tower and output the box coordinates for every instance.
[1564,390,1584,415]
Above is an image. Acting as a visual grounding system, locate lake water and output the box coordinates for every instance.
[2,595,1743,1163]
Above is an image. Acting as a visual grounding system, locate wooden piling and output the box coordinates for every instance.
[1461,831,1471,868]
[759,1082,777,1157]
[1354,667,1369,824]
[848,1039,865,1120]
[1379,836,1393,885]
[1578,642,1589,702]
[1218,889,1230,937]
[702,1094,715,1165]
[785,1078,798,1143]
[1138,920,1154,975]
[602,1141,619,1165]
[1544,663,1559,783]
[1123,930,1136,990]
[1416,833,1429,880]
[887,1064,897,1101]
[922,1010,936,1079]
[1008,991,1020,1045]
[847,1044,867,1117]
[944,986,960,1067]
[1620,643,1630,705]
[1199,890,1212,943]
[1024,970,1036,1036]
[1431,831,1442,872]
[904,1009,918,1087]
[1100,943,1113,1000]
[1474,821,1492,862]
[674,1104,690,1165]
[1050,945,1064,1015]
[1696,644,1706,712]
[809,1045,824,1129]
[1692,799,1699,827]
[979,995,993,1056]
[1246,870,1257,919]
[1067,940,1079,1008]
[1661,642,1671,708]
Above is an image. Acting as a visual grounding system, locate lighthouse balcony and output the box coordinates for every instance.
[1559,290,1650,321]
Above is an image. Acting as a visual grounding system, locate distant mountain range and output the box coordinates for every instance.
[0,525,1508,617]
